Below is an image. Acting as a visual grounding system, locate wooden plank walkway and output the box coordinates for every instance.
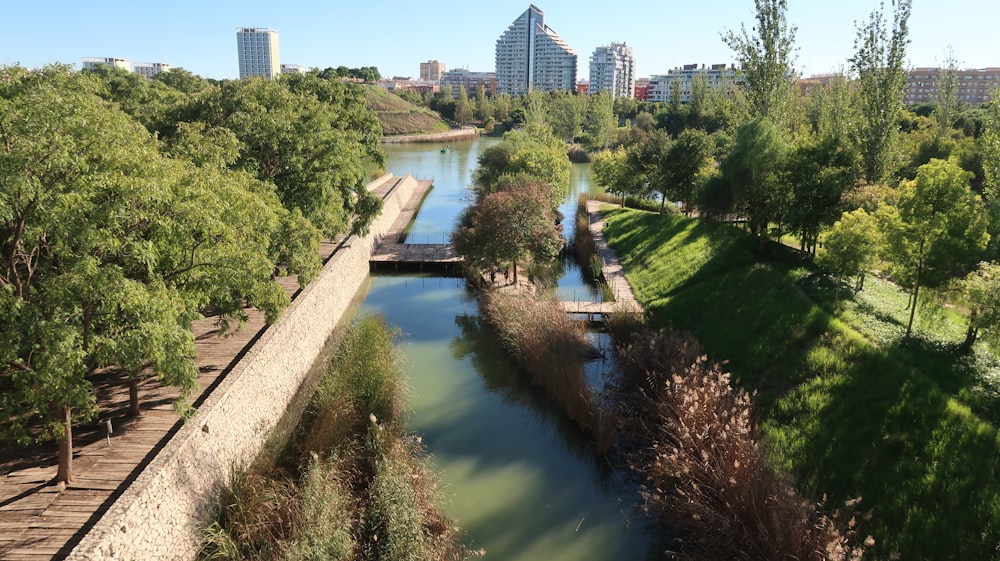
[370,178,463,268]
[0,174,408,561]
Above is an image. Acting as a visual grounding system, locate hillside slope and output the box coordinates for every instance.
[602,206,1000,561]
[365,86,449,136]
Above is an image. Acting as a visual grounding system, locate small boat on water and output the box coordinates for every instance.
[441,147,450,153]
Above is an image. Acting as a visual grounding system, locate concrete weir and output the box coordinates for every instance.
[65,173,423,561]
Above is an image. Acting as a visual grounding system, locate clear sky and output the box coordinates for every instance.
[3,1,999,81]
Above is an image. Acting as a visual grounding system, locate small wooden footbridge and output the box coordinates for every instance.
[369,180,643,319]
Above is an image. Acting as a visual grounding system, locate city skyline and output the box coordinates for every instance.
[3,0,999,82]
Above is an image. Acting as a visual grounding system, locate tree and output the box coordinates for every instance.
[0,66,307,483]
[472,124,571,201]
[850,0,912,184]
[581,91,616,150]
[544,90,583,143]
[786,133,858,254]
[723,0,798,123]
[952,261,1000,348]
[980,88,1000,260]
[452,182,563,285]
[455,85,472,126]
[592,149,629,206]
[934,47,961,137]
[659,129,713,214]
[721,118,790,251]
[816,209,883,304]
[184,75,384,239]
[881,158,990,338]
[474,85,492,123]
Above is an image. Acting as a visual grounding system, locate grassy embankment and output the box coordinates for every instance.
[200,315,473,561]
[602,206,1000,561]
[364,87,450,136]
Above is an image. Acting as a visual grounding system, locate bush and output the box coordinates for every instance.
[613,328,873,561]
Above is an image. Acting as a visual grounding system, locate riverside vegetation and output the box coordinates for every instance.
[200,315,474,561]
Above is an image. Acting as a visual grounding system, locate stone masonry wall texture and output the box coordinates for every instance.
[66,174,418,561]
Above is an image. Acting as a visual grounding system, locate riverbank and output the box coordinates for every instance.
[381,126,480,144]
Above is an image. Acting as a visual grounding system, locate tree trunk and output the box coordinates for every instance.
[55,405,73,484]
[963,311,979,350]
[511,261,518,285]
[129,377,141,417]
[905,280,920,339]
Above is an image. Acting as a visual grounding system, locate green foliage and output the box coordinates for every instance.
[850,0,912,184]
[786,133,859,253]
[659,128,713,213]
[723,0,798,123]
[952,261,1000,346]
[816,209,882,301]
[602,205,1000,560]
[721,117,790,249]
[881,158,990,337]
[473,124,571,198]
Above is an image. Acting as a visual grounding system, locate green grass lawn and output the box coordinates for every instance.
[603,206,1000,561]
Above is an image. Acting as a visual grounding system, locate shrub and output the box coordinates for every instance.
[613,328,873,561]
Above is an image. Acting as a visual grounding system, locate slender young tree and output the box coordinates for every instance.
[934,47,961,137]
[723,0,798,124]
[850,0,912,184]
[881,158,990,338]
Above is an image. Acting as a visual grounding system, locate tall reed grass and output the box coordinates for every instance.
[200,315,473,561]
[480,291,606,442]
[612,327,873,561]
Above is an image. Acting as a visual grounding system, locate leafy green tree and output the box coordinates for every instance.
[544,90,583,143]
[881,158,990,338]
[787,133,858,254]
[452,182,563,285]
[472,124,571,201]
[817,209,883,304]
[592,149,629,206]
[581,91,616,150]
[721,117,790,251]
[659,129,713,214]
[0,66,300,482]
[980,89,1000,259]
[723,0,798,123]
[455,85,472,126]
[952,261,1000,348]
[184,76,384,238]
[850,0,912,184]
[474,85,492,123]
[934,47,961,137]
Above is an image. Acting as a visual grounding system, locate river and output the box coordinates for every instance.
[352,138,655,560]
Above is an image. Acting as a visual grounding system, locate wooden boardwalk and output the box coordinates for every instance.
[0,175,406,561]
[369,178,462,269]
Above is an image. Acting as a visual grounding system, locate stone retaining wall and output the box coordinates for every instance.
[66,174,420,561]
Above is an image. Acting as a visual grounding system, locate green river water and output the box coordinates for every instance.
[349,139,657,560]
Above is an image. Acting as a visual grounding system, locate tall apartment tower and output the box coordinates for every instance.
[589,43,635,98]
[420,60,446,82]
[495,5,577,95]
[237,27,280,79]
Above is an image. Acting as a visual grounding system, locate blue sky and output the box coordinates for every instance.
[3,1,998,80]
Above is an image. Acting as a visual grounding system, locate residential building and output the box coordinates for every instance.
[281,64,307,75]
[576,80,589,96]
[420,60,446,82]
[905,67,1000,105]
[495,5,577,95]
[237,27,280,79]
[634,77,651,101]
[440,68,497,97]
[589,43,635,98]
[648,63,737,103]
[133,62,173,80]
[81,57,131,72]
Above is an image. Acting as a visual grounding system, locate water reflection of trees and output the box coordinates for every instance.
[451,313,619,487]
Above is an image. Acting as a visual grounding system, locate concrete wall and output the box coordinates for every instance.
[67,174,419,561]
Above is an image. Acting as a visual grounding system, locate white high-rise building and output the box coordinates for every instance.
[237,27,280,79]
[133,62,173,81]
[589,43,635,99]
[81,57,131,72]
[648,64,738,103]
[495,5,577,95]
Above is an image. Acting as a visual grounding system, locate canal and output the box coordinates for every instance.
[353,138,655,560]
